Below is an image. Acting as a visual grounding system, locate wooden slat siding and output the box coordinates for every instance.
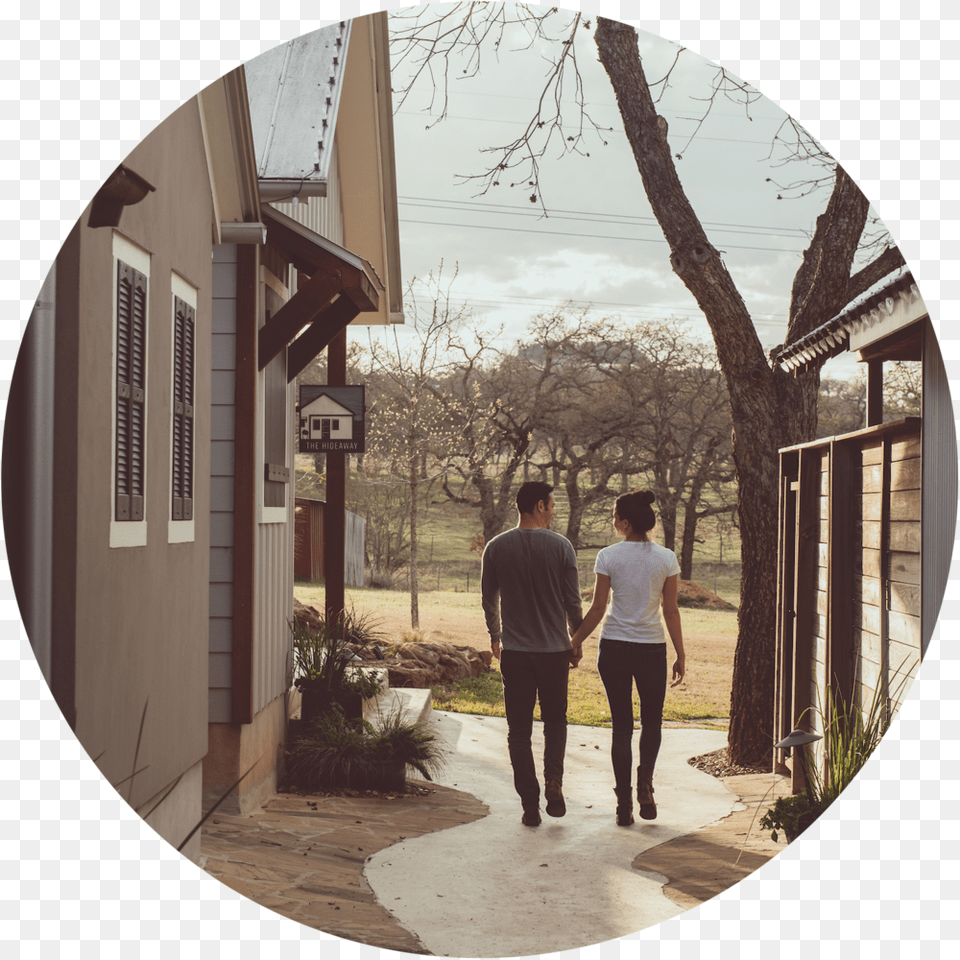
[890,582,921,616]
[889,522,920,552]
[861,522,882,550]
[922,322,958,654]
[855,575,882,607]
[231,243,259,725]
[888,551,921,584]
[209,245,239,724]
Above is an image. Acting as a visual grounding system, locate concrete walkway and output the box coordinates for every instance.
[200,692,791,955]
[365,712,734,956]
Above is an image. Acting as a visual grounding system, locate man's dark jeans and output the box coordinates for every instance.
[500,649,570,805]
[597,639,667,793]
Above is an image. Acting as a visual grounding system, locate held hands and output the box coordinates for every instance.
[670,656,685,687]
[569,643,583,669]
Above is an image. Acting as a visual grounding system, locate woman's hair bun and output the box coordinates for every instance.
[634,489,656,506]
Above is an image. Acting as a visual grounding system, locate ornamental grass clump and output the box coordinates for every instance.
[761,660,913,843]
[290,612,384,702]
[288,706,446,792]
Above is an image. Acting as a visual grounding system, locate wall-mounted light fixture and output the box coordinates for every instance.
[88,164,156,228]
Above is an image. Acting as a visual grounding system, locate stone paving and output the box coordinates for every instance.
[199,690,792,954]
[200,784,488,952]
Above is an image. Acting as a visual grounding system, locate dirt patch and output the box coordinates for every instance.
[677,579,737,610]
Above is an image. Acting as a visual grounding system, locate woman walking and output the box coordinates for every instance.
[570,490,685,825]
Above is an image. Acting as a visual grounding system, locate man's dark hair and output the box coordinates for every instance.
[516,481,554,516]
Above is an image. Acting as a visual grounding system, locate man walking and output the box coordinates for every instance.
[481,481,584,826]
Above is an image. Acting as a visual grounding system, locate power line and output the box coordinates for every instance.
[399,197,811,241]
[400,217,805,255]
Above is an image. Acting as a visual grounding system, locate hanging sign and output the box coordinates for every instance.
[298,384,366,453]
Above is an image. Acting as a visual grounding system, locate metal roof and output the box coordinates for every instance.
[244,21,351,193]
[772,268,921,372]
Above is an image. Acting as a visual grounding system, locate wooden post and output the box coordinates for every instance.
[866,359,884,427]
[325,326,347,631]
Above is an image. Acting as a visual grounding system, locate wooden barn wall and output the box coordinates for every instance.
[856,426,922,712]
[209,244,239,723]
[777,418,923,780]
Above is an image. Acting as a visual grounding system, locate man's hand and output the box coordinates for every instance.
[568,644,583,669]
[491,640,501,661]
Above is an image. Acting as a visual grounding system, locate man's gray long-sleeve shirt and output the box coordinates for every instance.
[480,527,584,653]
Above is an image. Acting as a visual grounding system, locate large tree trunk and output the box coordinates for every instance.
[595,18,873,766]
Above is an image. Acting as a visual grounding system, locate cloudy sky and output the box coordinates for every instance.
[6,0,957,952]
[384,5,880,378]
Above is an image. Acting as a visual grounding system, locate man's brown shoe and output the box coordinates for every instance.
[545,779,566,818]
[521,805,541,826]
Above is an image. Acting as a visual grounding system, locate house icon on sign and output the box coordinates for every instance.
[301,393,355,442]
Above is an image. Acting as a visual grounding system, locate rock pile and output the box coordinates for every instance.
[293,599,493,689]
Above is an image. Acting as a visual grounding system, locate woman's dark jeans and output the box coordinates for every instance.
[597,639,667,793]
[500,649,570,805]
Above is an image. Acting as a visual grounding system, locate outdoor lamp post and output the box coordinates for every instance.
[775,727,823,793]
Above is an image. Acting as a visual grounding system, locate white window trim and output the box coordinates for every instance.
[110,232,150,549]
[257,359,292,525]
[169,272,198,543]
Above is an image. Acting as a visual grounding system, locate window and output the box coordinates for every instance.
[172,295,195,522]
[111,234,150,548]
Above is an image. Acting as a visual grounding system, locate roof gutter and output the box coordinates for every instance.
[257,179,329,202]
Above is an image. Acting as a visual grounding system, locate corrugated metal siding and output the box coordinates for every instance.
[922,321,958,654]
[253,499,295,714]
[209,245,239,723]
[345,509,366,587]
[268,145,345,246]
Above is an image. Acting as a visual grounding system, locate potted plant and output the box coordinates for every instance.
[290,612,384,724]
[288,706,446,792]
[759,791,823,843]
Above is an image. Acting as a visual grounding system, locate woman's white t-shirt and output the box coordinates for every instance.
[594,540,681,643]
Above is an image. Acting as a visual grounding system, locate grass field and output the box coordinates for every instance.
[296,459,743,602]
[295,583,738,729]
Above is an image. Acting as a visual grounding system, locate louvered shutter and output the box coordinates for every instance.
[116,261,147,521]
[172,296,195,521]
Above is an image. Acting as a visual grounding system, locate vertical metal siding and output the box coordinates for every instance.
[922,321,958,654]
[253,498,294,714]
[268,145,345,246]
[345,510,366,587]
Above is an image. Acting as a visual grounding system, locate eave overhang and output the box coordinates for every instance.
[772,271,924,373]
[258,204,383,382]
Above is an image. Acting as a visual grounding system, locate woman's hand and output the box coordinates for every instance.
[670,655,685,686]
